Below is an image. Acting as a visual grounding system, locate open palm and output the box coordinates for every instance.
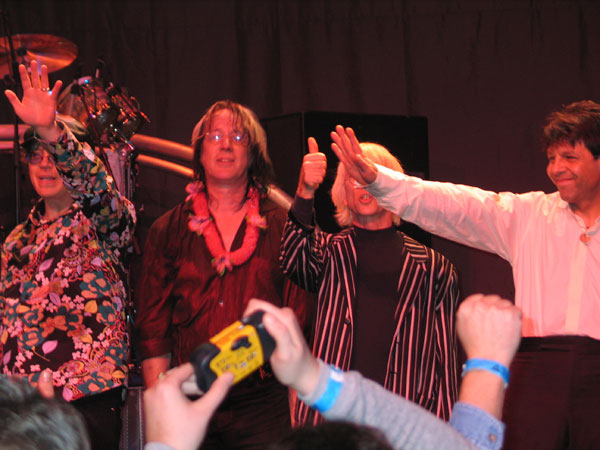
[4,61,62,129]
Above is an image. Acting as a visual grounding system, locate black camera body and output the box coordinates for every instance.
[189,310,275,393]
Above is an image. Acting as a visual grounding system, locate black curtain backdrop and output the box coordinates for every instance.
[2,0,600,301]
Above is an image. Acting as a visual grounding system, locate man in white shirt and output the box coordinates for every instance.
[329,100,600,449]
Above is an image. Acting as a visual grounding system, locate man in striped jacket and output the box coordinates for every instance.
[279,135,459,425]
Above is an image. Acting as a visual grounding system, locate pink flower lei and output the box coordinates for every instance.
[185,181,267,275]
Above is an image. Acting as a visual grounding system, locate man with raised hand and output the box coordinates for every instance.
[329,103,600,448]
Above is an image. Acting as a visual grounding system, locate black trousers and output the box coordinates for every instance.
[502,336,600,450]
[200,374,291,450]
[71,387,124,450]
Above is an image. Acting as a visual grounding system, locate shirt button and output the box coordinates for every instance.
[218,299,224,306]
[488,433,497,443]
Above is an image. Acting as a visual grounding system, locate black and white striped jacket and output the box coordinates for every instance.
[280,212,459,425]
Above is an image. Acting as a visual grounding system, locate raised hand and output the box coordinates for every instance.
[330,125,378,185]
[243,299,321,397]
[456,294,522,367]
[297,137,327,199]
[4,61,63,140]
[144,362,234,450]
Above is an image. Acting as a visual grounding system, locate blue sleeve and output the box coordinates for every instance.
[449,402,505,450]
[144,443,175,450]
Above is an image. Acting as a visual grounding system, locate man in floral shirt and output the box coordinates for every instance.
[1,61,136,449]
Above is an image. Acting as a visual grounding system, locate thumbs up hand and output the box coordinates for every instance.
[297,137,327,199]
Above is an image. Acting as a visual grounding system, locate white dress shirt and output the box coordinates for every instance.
[368,164,600,339]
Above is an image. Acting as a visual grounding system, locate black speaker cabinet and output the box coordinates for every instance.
[262,111,430,245]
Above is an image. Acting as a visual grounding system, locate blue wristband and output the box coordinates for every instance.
[312,366,344,413]
[462,358,510,387]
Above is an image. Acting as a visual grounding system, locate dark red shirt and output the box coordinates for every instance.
[135,197,313,367]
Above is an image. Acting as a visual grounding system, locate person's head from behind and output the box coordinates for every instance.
[331,142,403,228]
[191,100,274,191]
[267,421,393,450]
[0,376,90,450]
[542,100,600,210]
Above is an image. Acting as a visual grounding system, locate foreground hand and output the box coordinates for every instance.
[297,137,327,199]
[35,369,55,399]
[457,294,522,367]
[144,363,234,450]
[4,60,62,140]
[243,299,320,397]
[330,125,377,185]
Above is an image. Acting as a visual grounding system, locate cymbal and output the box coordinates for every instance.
[0,34,78,78]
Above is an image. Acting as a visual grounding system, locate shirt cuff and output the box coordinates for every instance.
[137,338,174,361]
[290,195,316,227]
[366,163,407,197]
[449,402,505,450]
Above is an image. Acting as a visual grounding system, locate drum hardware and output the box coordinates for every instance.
[105,82,150,142]
[56,71,150,200]
[58,76,119,143]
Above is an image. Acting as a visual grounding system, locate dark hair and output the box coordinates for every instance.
[266,421,394,450]
[191,100,274,190]
[542,100,600,158]
[0,376,90,450]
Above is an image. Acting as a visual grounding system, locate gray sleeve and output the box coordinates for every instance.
[300,362,481,450]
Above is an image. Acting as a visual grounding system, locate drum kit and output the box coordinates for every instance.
[1,33,149,210]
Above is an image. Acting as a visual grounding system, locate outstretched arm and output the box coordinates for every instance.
[144,363,234,450]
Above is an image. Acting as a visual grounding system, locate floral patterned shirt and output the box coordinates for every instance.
[0,125,136,401]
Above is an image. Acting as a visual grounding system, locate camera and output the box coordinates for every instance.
[189,310,275,393]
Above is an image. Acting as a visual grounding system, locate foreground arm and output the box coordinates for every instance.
[306,362,495,450]
[447,294,521,447]
[454,294,521,418]
[244,296,520,450]
[144,363,234,450]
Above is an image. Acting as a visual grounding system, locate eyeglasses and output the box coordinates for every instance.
[26,150,55,166]
[204,130,249,145]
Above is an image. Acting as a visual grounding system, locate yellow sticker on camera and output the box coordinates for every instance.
[208,319,266,383]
